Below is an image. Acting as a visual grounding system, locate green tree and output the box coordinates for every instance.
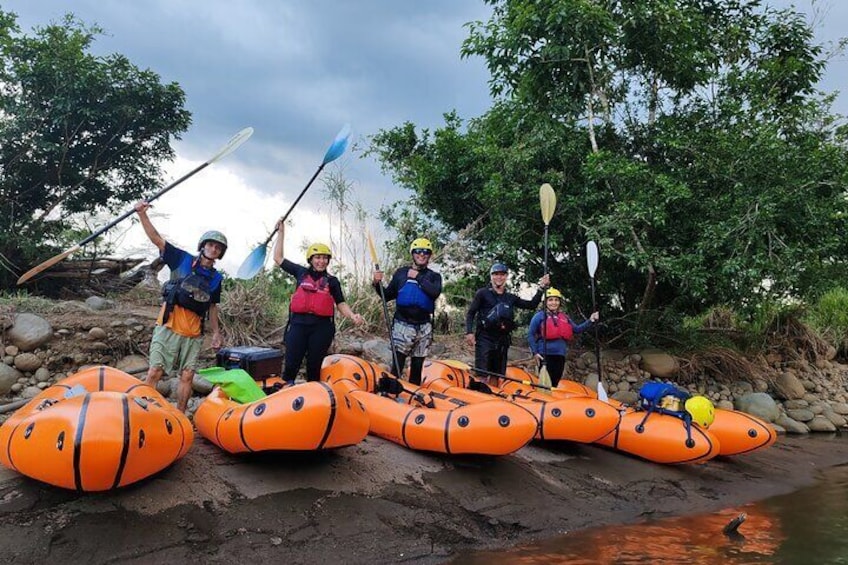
[0,11,190,289]
[370,0,848,332]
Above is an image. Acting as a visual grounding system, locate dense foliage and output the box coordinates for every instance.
[369,0,848,332]
[0,11,190,289]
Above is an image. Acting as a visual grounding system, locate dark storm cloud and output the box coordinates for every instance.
[4,0,495,207]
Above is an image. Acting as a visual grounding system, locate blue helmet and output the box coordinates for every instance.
[490,263,508,275]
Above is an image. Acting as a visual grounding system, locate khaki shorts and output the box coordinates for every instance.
[149,325,204,375]
[391,319,433,357]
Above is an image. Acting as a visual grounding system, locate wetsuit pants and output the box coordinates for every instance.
[283,320,335,382]
[538,354,566,387]
[475,332,510,377]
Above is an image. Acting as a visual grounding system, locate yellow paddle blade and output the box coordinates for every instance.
[366,229,379,266]
[17,245,80,285]
[441,359,471,370]
[539,183,557,225]
[538,364,553,393]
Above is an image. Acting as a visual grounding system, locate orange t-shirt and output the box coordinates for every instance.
[157,303,203,337]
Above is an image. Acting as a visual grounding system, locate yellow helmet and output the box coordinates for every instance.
[545,287,563,300]
[409,238,433,254]
[685,395,715,428]
[305,243,332,261]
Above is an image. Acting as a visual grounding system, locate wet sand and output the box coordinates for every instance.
[0,434,846,564]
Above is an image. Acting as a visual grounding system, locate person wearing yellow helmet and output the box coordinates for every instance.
[274,219,365,384]
[527,287,599,388]
[372,236,443,385]
[133,200,226,412]
[465,263,550,384]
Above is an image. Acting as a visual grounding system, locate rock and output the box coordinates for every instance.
[808,416,837,432]
[611,391,639,405]
[156,379,174,398]
[192,374,214,395]
[21,386,42,399]
[85,296,114,311]
[13,352,42,372]
[735,392,780,422]
[362,338,393,366]
[36,382,49,390]
[731,381,754,397]
[0,363,24,395]
[772,371,806,400]
[639,350,678,379]
[33,367,51,383]
[775,414,809,434]
[785,408,815,422]
[783,399,809,409]
[7,313,53,352]
[10,383,22,393]
[716,400,735,410]
[826,345,837,361]
[822,410,847,428]
[115,355,149,374]
[88,327,107,340]
[830,402,848,416]
[4,345,19,356]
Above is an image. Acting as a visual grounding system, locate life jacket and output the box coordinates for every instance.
[541,312,573,341]
[396,278,436,313]
[161,258,222,325]
[480,291,515,333]
[290,272,335,317]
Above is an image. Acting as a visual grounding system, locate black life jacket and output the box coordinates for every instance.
[161,257,222,327]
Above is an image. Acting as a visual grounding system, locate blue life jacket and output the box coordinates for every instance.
[396,279,435,313]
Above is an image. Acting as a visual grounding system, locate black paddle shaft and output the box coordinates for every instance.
[79,161,212,246]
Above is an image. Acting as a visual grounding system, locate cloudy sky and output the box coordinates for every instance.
[4,0,847,278]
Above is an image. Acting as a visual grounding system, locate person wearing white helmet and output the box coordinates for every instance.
[465,262,550,384]
[274,220,364,384]
[134,200,226,412]
[528,287,599,388]
[372,237,443,385]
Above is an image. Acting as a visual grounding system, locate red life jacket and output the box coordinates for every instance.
[542,312,573,341]
[290,273,335,317]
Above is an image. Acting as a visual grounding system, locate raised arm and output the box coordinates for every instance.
[134,201,166,252]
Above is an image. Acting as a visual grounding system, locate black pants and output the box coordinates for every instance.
[391,353,425,386]
[475,333,509,377]
[538,354,566,387]
[283,320,335,382]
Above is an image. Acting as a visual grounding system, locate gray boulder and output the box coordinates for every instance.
[85,296,115,311]
[735,392,780,423]
[0,363,24,395]
[808,416,837,432]
[362,338,393,366]
[773,371,806,400]
[639,350,678,379]
[775,414,809,434]
[7,313,53,352]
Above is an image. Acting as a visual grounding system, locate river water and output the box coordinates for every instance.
[455,462,848,564]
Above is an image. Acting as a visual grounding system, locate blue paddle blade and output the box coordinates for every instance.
[236,244,268,280]
[322,124,351,164]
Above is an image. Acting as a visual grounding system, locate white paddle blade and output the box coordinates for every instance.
[236,244,268,280]
[587,241,599,278]
[597,381,609,402]
[209,127,254,164]
[539,183,557,225]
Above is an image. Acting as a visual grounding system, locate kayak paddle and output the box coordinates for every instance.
[17,127,254,284]
[236,124,351,280]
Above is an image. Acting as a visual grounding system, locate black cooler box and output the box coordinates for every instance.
[215,346,283,380]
